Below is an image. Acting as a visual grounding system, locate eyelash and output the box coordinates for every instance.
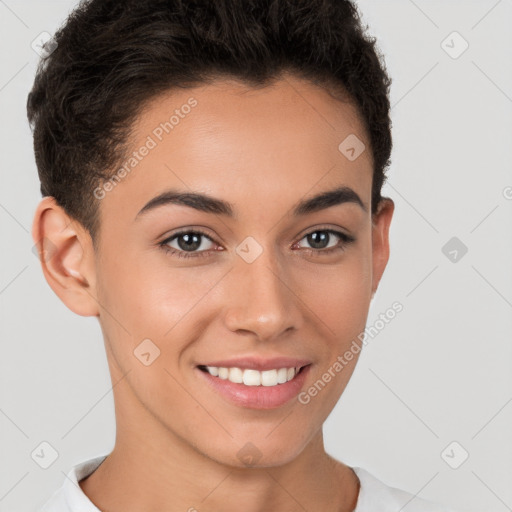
[158,227,356,260]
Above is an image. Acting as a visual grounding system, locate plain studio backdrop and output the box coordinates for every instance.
[1,1,511,511]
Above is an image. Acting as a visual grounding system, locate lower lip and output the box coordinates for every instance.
[196,365,311,410]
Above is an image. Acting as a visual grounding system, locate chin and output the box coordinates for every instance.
[202,431,311,470]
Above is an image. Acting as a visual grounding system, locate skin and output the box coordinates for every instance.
[32,73,394,512]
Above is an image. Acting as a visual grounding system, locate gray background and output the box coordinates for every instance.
[1,1,511,511]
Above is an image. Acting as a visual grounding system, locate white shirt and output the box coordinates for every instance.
[38,454,455,512]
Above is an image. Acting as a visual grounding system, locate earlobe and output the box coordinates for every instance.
[370,197,394,297]
[32,197,100,317]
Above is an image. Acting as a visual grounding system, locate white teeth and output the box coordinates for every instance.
[243,369,261,386]
[261,369,278,387]
[229,367,243,383]
[277,368,288,384]
[204,366,300,387]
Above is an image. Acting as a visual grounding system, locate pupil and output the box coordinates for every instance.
[178,233,201,251]
[308,231,329,249]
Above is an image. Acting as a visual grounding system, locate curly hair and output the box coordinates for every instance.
[27,0,392,244]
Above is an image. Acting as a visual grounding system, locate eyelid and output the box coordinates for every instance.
[159,226,217,244]
[296,223,353,240]
[160,228,218,247]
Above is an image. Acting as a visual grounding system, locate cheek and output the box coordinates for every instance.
[294,260,372,422]
[94,253,205,416]
[95,248,227,371]
[300,250,373,341]
[98,245,213,327]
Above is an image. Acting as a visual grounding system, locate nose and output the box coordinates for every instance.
[222,247,303,341]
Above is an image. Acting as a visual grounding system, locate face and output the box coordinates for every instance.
[36,73,393,468]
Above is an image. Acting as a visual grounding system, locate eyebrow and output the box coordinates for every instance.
[135,185,367,220]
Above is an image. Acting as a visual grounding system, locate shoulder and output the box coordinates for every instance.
[353,467,457,512]
[37,454,108,512]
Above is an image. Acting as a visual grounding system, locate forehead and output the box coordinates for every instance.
[100,74,373,223]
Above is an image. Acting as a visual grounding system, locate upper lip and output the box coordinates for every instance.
[198,356,312,371]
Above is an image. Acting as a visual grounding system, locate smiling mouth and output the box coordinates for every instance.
[197,364,309,387]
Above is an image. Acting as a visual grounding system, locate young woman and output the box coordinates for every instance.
[29,0,455,510]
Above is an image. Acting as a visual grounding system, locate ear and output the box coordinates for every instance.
[32,196,100,316]
[370,197,394,297]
